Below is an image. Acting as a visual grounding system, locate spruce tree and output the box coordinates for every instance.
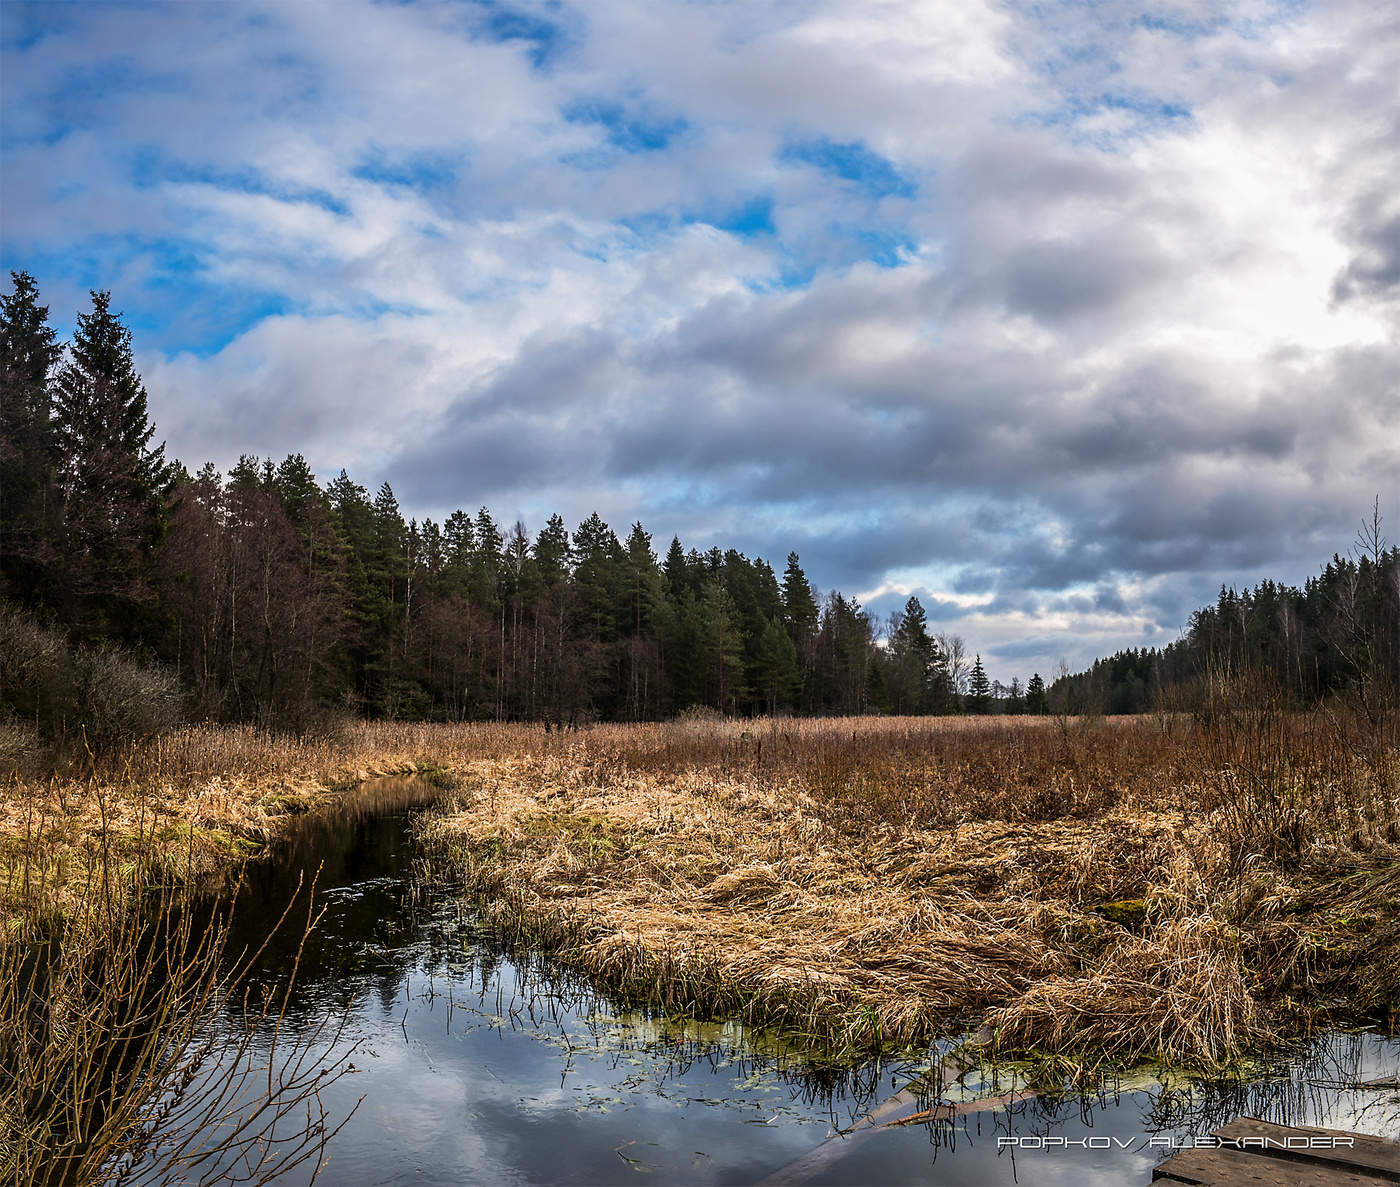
[51,290,167,637]
[886,595,935,713]
[780,552,819,706]
[756,616,800,713]
[533,513,572,587]
[0,271,64,602]
[663,536,689,600]
[967,654,992,713]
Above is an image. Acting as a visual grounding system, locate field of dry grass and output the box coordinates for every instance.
[3,708,1397,1080]
[0,720,530,931]
[418,711,1400,1072]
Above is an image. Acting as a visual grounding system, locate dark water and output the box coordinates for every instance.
[194,778,1400,1186]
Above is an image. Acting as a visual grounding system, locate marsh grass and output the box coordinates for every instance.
[3,703,1397,1176]
[0,736,392,1184]
[418,707,1400,1074]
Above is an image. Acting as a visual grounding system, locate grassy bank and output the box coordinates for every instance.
[0,720,519,1183]
[0,720,535,932]
[418,711,1400,1073]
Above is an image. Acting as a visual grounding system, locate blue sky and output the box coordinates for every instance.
[3,0,1398,680]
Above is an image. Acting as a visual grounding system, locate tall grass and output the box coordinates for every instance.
[418,707,1400,1072]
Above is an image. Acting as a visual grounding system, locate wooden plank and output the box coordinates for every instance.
[1153,1145,1390,1185]
[754,1086,1037,1185]
[751,1086,919,1187]
[1213,1118,1400,1182]
[879,1088,1035,1128]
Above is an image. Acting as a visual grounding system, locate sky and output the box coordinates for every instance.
[2,0,1398,681]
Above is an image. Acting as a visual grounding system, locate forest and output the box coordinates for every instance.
[1052,534,1400,718]
[3,270,1396,754]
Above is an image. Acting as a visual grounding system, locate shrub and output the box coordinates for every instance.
[0,600,183,771]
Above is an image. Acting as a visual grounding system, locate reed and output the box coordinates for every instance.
[417,708,1399,1072]
[1,771,361,1183]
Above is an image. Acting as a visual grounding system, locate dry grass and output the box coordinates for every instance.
[0,720,535,930]
[4,709,1398,1086]
[418,711,1400,1072]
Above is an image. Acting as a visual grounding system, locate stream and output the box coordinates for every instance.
[193,777,1400,1185]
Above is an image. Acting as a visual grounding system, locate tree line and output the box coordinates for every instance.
[2,273,1046,737]
[1050,512,1399,719]
[7,272,1391,743]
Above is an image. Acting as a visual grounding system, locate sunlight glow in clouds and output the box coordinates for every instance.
[2,0,1398,680]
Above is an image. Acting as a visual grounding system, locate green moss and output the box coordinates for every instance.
[414,763,457,789]
[1093,898,1148,929]
[261,792,310,816]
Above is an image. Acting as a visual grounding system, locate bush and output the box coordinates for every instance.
[0,600,183,770]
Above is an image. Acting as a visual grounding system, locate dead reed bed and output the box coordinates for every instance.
[0,720,529,1183]
[0,720,549,928]
[420,710,1400,1072]
[3,704,1397,1175]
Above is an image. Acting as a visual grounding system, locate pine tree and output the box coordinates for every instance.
[967,654,992,713]
[0,272,64,602]
[51,290,168,637]
[1026,672,1048,714]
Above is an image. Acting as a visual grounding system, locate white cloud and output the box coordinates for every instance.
[4,0,1399,678]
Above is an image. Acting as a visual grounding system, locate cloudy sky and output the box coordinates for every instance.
[3,0,1397,679]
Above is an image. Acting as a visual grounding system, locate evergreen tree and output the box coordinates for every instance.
[572,512,623,643]
[885,595,935,713]
[756,615,801,713]
[780,552,819,707]
[443,509,475,578]
[780,552,819,641]
[663,536,689,600]
[51,290,168,638]
[967,654,992,713]
[472,506,503,608]
[533,513,572,587]
[0,271,64,602]
[1026,672,1048,714]
[620,522,667,718]
[622,522,659,633]
[697,577,745,712]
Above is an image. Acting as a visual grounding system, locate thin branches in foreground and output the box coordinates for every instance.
[0,850,360,1186]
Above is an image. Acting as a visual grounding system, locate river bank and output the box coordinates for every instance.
[416,713,1400,1072]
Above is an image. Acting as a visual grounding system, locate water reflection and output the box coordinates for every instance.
[203,778,1400,1186]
